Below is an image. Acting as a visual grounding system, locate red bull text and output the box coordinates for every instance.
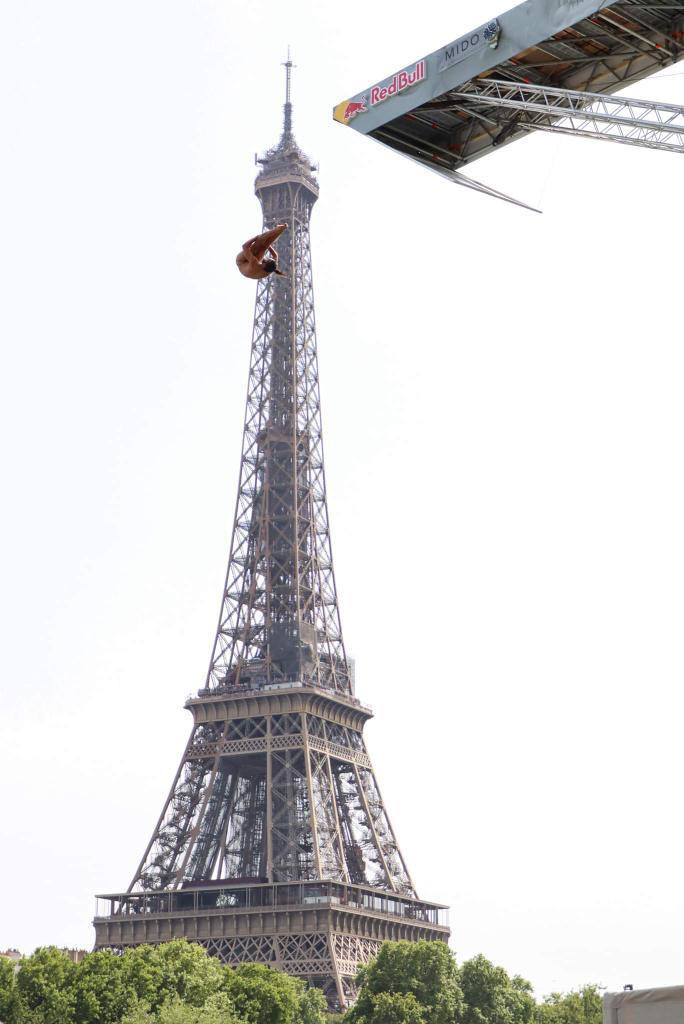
[370,60,426,107]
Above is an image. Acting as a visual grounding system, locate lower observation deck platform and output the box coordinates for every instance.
[94,880,449,1004]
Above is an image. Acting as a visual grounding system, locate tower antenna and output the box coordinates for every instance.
[282,45,295,137]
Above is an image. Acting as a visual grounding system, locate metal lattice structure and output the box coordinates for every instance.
[444,78,684,153]
[333,0,684,207]
[94,62,449,1009]
[205,126,350,695]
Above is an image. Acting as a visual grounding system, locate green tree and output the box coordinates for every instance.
[0,956,21,1024]
[120,990,237,1024]
[118,942,224,1014]
[151,942,225,1009]
[155,992,237,1024]
[196,991,239,1024]
[223,963,310,1024]
[70,941,230,1024]
[15,947,78,1024]
[120,1001,156,1024]
[366,992,426,1024]
[177,991,238,1024]
[73,950,138,1024]
[535,987,602,1024]
[297,985,327,1024]
[347,941,463,1024]
[119,946,165,1012]
[459,955,534,1024]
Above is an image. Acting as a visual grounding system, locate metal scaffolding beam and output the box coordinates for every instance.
[448,79,684,154]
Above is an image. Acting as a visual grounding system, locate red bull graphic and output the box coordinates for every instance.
[370,60,426,107]
[344,100,367,121]
[333,96,369,124]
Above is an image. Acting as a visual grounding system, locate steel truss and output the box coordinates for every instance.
[202,932,383,1005]
[129,701,413,897]
[204,98,351,696]
[449,78,684,153]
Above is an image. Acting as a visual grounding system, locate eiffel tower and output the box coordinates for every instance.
[94,59,449,1009]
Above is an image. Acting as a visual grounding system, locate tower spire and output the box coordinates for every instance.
[282,46,294,139]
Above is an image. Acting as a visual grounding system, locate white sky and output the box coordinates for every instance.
[1,0,683,999]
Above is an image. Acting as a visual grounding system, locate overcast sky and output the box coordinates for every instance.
[1,0,683,999]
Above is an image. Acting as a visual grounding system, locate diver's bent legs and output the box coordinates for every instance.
[249,223,287,260]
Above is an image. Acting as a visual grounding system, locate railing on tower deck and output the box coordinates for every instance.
[187,679,362,707]
[255,168,318,190]
[95,881,449,928]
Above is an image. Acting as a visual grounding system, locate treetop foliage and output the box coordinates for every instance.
[347,941,463,1024]
[458,953,534,1024]
[345,942,601,1024]
[0,941,325,1024]
[534,986,603,1024]
[0,939,604,1024]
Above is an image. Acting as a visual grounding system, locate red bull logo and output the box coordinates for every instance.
[370,60,426,107]
[343,100,367,121]
[333,96,369,125]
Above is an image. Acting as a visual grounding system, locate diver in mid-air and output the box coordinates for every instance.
[236,223,287,279]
